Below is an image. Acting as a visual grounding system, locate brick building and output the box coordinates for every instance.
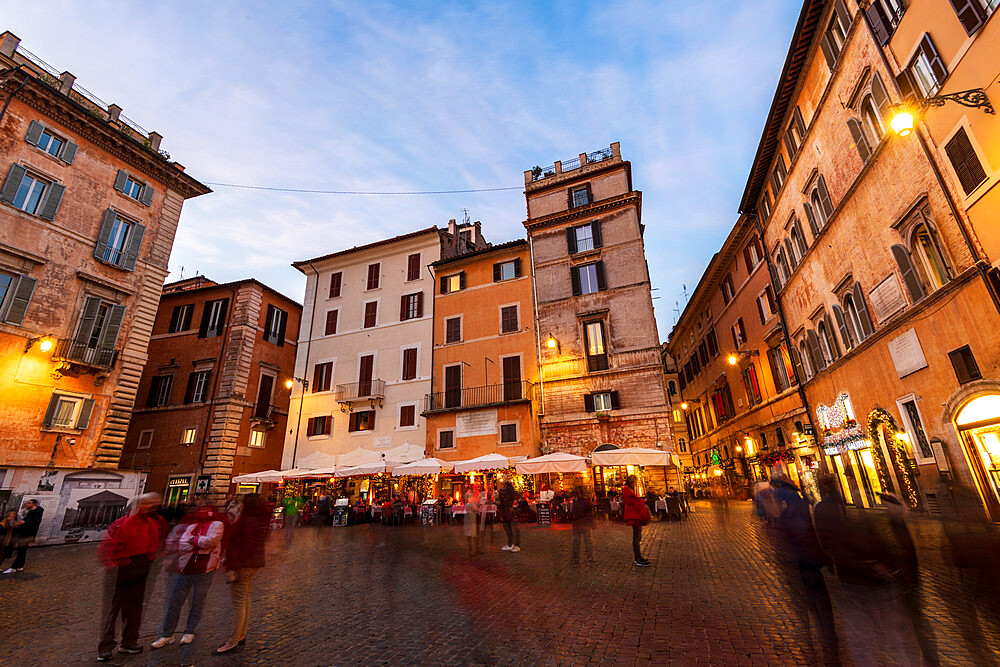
[120,277,301,504]
[424,239,539,466]
[522,143,677,492]
[0,32,209,541]
[659,345,692,475]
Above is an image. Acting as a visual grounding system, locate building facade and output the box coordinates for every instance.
[659,345,693,477]
[0,32,209,541]
[523,143,677,492]
[120,277,301,504]
[282,222,484,470]
[424,240,539,464]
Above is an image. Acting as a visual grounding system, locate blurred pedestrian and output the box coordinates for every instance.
[499,478,520,553]
[150,502,226,650]
[2,499,43,574]
[622,475,651,566]
[0,510,18,568]
[97,493,168,661]
[571,490,596,565]
[464,483,482,556]
[214,494,270,655]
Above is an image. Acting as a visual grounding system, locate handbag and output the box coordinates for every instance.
[639,501,651,525]
[180,522,211,575]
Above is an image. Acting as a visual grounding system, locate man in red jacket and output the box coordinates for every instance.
[97,492,168,661]
[622,475,651,567]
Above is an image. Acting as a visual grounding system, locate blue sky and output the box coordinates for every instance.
[6,1,800,337]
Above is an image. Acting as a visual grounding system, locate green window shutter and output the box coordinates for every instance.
[42,393,60,428]
[74,296,103,345]
[25,121,44,146]
[114,169,128,192]
[75,398,96,429]
[121,222,145,270]
[891,244,926,303]
[140,184,154,206]
[60,141,78,165]
[37,182,65,221]
[848,119,871,163]
[94,209,116,262]
[852,282,876,337]
[100,304,126,350]
[1,164,27,204]
[2,274,37,325]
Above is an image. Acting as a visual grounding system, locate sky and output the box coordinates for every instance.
[6,0,801,337]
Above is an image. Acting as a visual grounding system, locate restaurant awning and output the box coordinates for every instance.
[231,469,282,484]
[591,447,673,467]
[391,458,455,476]
[334,462,398,478]
[283,467,337,479]
[452,453,526,474]
[336,447,387,467]
[515,452,589,474]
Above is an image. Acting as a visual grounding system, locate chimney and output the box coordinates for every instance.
[448,218,457,237]
[147,131,162,152]
[474,221,483,247]
[0,32,20,58]
[58,71,75,95]
[107,104,122,123]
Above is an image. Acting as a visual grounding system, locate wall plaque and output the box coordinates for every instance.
[456,409,497,438]
[888,328,927,378]
[869,276,907,324]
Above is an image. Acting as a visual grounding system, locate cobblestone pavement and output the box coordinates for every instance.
[1,500,998,665]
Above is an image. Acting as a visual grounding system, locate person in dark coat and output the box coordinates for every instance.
[2,499,43,574]
[498,479,520,552]
[622,476,651,566]
[214,494,271,655]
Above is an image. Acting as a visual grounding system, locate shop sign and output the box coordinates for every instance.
[195,476,211,494]
[167,477,190,488]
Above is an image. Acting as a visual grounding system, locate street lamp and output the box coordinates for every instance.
[728,350,759,365]
[680,398,700,411]
[890,88,994,137]
[286,376,309,467]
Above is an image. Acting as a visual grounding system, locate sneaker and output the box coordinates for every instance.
[510,546,521,552]
[500,545,512,551]
[2,568,15,574]
[180,633,195,645]
[119,645,143,654]
[96,655,112,662]
[634,559,650,567]
[639,557,651,564]
[151,637,174,649]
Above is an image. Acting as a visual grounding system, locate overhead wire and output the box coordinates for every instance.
[202,182,523,195]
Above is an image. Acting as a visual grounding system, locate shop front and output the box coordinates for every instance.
[953,393,1000,520]
[165,476,191,507]
[816,393,886,509]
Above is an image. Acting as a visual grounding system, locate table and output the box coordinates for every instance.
[451,504,467,517]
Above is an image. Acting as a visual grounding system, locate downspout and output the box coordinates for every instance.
[859,8,1000,316]
[528,235,545,425]
[290,262,319,467]
[0,67,29,125]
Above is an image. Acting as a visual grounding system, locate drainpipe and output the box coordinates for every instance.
[527,235,545,422]
[0,67,29,125]
[290,262,319,467]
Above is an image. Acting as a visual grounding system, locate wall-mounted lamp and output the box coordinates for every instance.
[25,336,54,354]
[680,398,701,411]
[890,88,994,138]
[728,350,759,366]
[285,376,309,391]
[545,335,559,352]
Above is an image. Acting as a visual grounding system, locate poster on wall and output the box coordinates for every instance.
[36,470,58,493]
[59,489,130,543]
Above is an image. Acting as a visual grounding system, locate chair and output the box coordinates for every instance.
[599,498,612,520]
[665,497,682,520]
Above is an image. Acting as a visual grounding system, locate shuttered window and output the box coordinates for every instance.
[438,430,455,449]
[24,121,77,164]
[571,262,606,296]
[948,0,991,35]
[0,270,38,326]
[0,164,65,220]
[945,128,988,195]
[113,169,154,206]
[363,301,378,328]
[406,253,421,281]
[198,298,229,338]
[891,244,927,303]
[147,374,174,407]
[948,345,982,384]
[500,305,519,333]
[445,317,461,343]
[399,404,416,427]
[493,258,522,282]
[94,209,146,271]
[820,0,852,69]
[168,304,193,333]
[584,320,609,371]
[325,309,339,335]
[908,34,947,97]
[401,348,418,381]
[366,263,380,290]
[399,292,423,321]
[42,393,96,430]
[328,272,342,298]
[440,272,465,294]
[348,410,376,432]
[263,304,288,345]
[307,415,332,437]
[312,362,333,392]
[184,370,212,404]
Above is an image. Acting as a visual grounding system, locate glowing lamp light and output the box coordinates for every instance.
[681,402,689,410]
[285,379,294,389]
[546,337,557,349]
[39,339,53,353]
[728,354,738,366]
[891,110,914,137]
[713,469,723,477]
[735,445,743,453]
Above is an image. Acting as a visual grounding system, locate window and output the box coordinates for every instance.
[399,404,416,428]
[899,398,934,461]
[0,270,36,326]
[500,422,518,444]
[678,438,688,453]
[571,262,605,296]
[804,175,834,235]
[444,364,462,408]
[569,185,592,208]
[861,96,884,147]
[891,244,927,303]
[185,370,211,403]
[406,253,421,281]
[307,415,332,437]
[500,305,519,333]
[400,292,423,321]
[742,365,762,406]
[253,374,274,419]
[759,189,772,221]
[949,0,996,35]
[906,34,947,97]
[42,393,95,430]
[567,221,602,253]
[349,410,375,432]
[181,427,197,445]
[363,301,378,328]
[199,298,228,338]
[698,341,709,366]
[847,118,872,164]
[721,274,735,304]
[770,155,787,193]
[147,374,174,407]
[945,128,988,196]
[24,121,77,163]
[325,309,338,336]
[137,429,154,450]
[366,263,380,290]
[673,409,682,422]
[459,228,473,246]
[312,362,333,392]
[817,318,840,363]
[790,217,808,259]
[585,391,620,412]
[798,341,813,380]
[756,289,775,324]
[445,317,462,343]
[263,305,287,345]
[820,0,851,68]
[912,224,950,290]
[248,428,266,448]
[843,284,874,343]
[949,345,982,384]
[712,385,735,423]
[668,381,677,396]
[168,304,193,333]
[494,259,522,282]
[731,318,746,348]
[114,169,154,205]
[328,272,342,298]
[775,250,790,286]
[584,320,609,371]
[440,272,465,294]
[438,430,455,450]
[784,106,806,158]
[0,165,64,220]
[706,328,719,357]
[768,345,794,392]
[401,347,418,381]
[744,236,764,274]
[867,0,907,44]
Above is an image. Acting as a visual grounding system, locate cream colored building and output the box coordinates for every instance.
[282,222,484,469]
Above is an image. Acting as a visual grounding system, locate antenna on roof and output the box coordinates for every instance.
[461,208,471,225]
[673,301,680,326]
[682,283,688,303]
[179,266,185,280]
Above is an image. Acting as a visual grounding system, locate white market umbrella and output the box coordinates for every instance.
[232,469,281,484]
[284,467,336,479]
[516,452,589,475]
[336,447,387,467]
[452,453,524,474]
[334,462,392,478]
[591,447,672,467]
[296,451,339,469]
[391,458,455,477]
[384,442,427,464]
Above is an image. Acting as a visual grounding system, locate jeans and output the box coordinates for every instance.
[229,568,257,644]
[158,570,214,636]
[99,558,151,655]
[632,525,643,560]
[572,525,593,563]
[502,517,520,547]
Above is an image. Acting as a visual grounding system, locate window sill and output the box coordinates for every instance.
[114,190,150,208]
[570,248,601,260]
[40,426,84,434]
[498,441,521,448]
[348,430,375,436]
[307,434,331,440]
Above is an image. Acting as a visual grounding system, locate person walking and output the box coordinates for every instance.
[464,484,482,556]
[3,499,43,574]
[0,510,18,568]
[498,478,521,553]
[97,493,168,661]
[150,503,226,650]
[622,475,651,566]
[214,494,270,655]
[571,490,596,565]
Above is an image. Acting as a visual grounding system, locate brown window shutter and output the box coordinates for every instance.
[459,271,466,290]
[514,257,522,277]
[325,310,338,335]
[848,118,871,163]
[948,0,987,35]
[743,246,753,274]
[595,262,607,291]
[400,295,408,321]
[919,34,948,86]
[566,227,578,254]
[493,263,502,282]
[329,272,341,298]
[416,291,424,318]
[895,69,918,102]
[866,3,891,44]
[591,220,602,248]
[765,286,776,312]
[584,394,595,412]
[440,275,447,294]
[610,391,621,410]
[945,128,987,195]
[570,266,581,296]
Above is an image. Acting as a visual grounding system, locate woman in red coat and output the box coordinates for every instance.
[622,476,651,566]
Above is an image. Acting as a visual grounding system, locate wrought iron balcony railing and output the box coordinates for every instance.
[51,338,119,370]
[335,379,386,402]
[424,380,533,413]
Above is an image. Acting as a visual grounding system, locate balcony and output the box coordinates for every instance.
[527,144,619,183]
[51,338,119,372]
[335,379,386,411]
[424,380,533,414]
[251,403,279,427]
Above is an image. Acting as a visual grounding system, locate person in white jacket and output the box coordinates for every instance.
[150,503,227,651]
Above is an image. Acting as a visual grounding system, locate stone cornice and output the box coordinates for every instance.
[523,192,641,232]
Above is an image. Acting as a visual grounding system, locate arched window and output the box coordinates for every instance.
[775,428,785,448]
[774,250,789,285]
[912,223,950,291]
[678,438,687,453]
[799,341,813,379]
[817,321,833,363]
[810,190,828,228]
[843,283,875,342]
[891,244,927,303]
[668,380,677,395]
[861,95,884,145]
[791,222,808,258]
[821,314,841,360]
[832,304,855,351]
[805,176,835,235]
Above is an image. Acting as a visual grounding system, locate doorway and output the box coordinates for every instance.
[955,394,1000,519]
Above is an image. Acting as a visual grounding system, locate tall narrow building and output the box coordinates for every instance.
[522,143,676,491]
